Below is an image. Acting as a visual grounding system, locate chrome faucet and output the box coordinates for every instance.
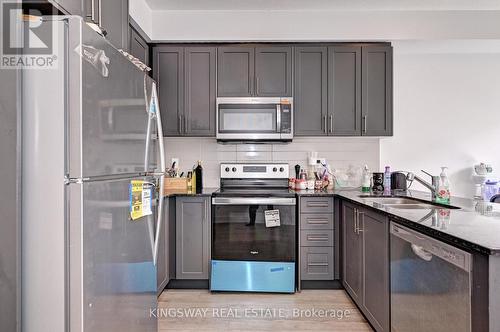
[406,170,440,199]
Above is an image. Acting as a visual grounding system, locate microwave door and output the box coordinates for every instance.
[217,103,280,140]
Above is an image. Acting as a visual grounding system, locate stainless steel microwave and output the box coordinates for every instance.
[216,97,293,142]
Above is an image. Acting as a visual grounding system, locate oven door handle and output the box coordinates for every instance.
[212,197,296,206]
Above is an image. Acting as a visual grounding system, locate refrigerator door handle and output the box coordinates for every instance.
[151,82,166,266]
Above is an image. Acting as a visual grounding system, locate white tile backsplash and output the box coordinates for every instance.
[163,137,380,188]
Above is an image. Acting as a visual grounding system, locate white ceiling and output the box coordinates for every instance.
[144,0,500,11]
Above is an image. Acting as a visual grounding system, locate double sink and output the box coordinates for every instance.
[359,195,461,210]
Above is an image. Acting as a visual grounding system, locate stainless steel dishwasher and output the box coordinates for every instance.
[390,222,472,332]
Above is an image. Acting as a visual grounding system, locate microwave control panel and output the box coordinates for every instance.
[280,103,292,133]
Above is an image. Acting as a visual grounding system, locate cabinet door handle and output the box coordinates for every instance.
[362,115,367,133]
[256,76,259,94]
[357,211,364,234]
[307,218,329,224]
[184,115,188,134]
[307,236,329,241]
[178,115,182,134]
[307,262,328,267]
[323,115,327,133]
[354,208,358,234]
[97,0,102,26]
[329,114,333,133]
[307,202,328,207]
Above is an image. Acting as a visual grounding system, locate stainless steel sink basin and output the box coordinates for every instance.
[358,195,461,210]
[360,197,421,205]
[383,204,438,210]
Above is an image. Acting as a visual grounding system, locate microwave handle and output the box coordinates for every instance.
[276,104,281,133]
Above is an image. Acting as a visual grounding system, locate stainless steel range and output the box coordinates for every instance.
[210,163,296,293]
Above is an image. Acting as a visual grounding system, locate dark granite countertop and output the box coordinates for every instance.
[163,187,218,197]
[295,188,500,255]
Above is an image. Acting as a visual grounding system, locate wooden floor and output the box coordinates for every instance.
[158,289,373,331]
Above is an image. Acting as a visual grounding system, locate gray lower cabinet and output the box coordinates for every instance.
[341,200,390,332]
[361,45,393,136]
[342,201,363,303]
[154,45,216,137]
[175,197,211,279]
[294,46,328,136]
[300,196,334,281]
[129,26,149,66]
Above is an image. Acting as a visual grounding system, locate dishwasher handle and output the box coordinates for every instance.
[390,222,472,272]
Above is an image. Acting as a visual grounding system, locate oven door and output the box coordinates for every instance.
[212,197,296,262]
[216,98,281,140]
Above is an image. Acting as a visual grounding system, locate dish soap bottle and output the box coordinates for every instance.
[436,167,451,204]
[383,166,392,195]
[362,165,371,192]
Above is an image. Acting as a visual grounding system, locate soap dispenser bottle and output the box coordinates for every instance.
[436,167,451,204]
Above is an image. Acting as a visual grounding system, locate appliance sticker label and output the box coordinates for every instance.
[129,180,153,221]
[265,209,281,228]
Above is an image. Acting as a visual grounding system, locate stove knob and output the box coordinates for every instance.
[232,167,237,172]
[279,167,285,172]
[225,167,230,172]
[273,167,277,172]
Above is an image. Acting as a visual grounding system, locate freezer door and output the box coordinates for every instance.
[67,17,158,179]
[68,176,158,332]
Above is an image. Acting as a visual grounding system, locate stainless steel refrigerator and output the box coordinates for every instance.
[22,17,165,332]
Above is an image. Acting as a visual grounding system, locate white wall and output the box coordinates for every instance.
[147,10,500,42]
[164,137,380,188]
[381,40,500,198]
[129,0,153,38]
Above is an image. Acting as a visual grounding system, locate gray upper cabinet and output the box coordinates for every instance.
[51,0,84,16]
[294,46,328,136]
[84,0,129,50]
[175,197,211,280]
[361,45,393,136]
[129,27,149,66]
[184,47,216,136]
[153,46,184,136]
[255,46,292,97]
[154,45,217,137]
[328,46,362,136]
[217,45,292,97]
[100,0,129,50]
[342,201,363,303]
[217,46,255,97]
[341,200,390,332]
[294,43,392,137]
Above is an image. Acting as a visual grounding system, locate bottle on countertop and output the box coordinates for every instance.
[362,165,371,193]
[383,166,391,195]
[195,160,203,194]
[436,166,451,203]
